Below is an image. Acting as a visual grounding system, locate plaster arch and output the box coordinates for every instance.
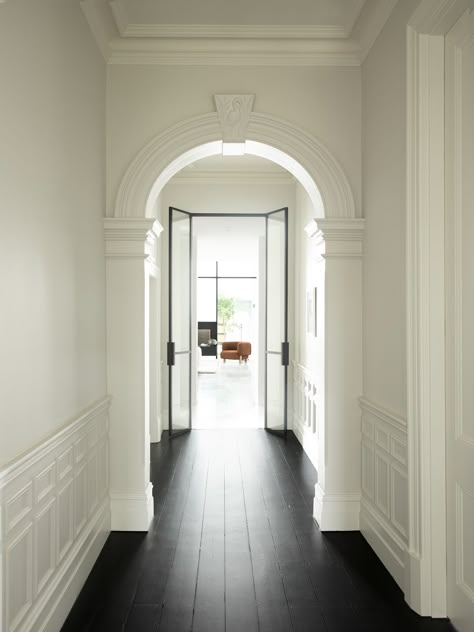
[114,111,356,220]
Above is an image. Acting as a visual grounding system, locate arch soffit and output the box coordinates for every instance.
[114,111,356,220]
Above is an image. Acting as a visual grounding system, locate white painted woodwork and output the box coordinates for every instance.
[310,219,364,531]
[291,363,319,470]
[112,110,355,222]
[0,399,111,632]
[359,398,408,589]
[81,0,398,65]
[404,0,473,617]
[445,9,474,630]
[104,218,163,530]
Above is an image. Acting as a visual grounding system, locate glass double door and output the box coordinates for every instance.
[167,207,288,437]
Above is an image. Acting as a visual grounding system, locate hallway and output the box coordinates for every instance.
[62,431,454,632]
[194,360,262,429]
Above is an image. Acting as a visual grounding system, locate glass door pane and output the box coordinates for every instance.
[265,208,288,434]
[168,207,192,436]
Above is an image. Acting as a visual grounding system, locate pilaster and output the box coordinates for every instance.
[310,219,364,530]
[104,217,163,531]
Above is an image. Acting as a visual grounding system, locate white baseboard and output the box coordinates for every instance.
[313,484,360,531]
[292,418,319,471]
[110,482,154,531]
[360,497,406,589]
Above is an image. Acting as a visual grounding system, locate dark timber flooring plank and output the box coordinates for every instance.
[192,446,225,632]
[157,440,208,631]
[224,443,259,632]
[61,430,456,632]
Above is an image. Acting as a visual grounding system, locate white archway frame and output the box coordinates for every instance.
[114,111,356,220]
[105,107,364,544]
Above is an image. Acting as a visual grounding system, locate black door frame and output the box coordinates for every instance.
[167,208,289,438]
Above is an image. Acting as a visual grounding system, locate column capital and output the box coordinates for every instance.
[104,217,163,258]
[306,218,365,259]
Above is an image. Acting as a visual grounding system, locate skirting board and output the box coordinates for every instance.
[24,500,110,632]
[360,498,406,590]
[313,484,360,531]
[110,482,154,531]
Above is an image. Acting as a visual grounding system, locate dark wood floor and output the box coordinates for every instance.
[62,430,455,632]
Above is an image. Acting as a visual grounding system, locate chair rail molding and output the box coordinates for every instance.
[405,0,471,617]
[0,397,111,632]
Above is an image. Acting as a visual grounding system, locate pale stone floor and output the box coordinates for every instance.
[193,356,263,429]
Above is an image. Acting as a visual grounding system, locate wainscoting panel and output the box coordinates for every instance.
[359,397,408,589]
[291,362,319,470]
[0,397,111,632]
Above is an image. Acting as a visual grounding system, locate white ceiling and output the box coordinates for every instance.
[115,0,366,32]
[81,1,398,67]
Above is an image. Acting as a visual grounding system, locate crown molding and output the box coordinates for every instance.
[354,0,398,62]
[117,24,350,40]
[409,0,472,34]
[80,0,120,60]
[107,38,360,66]
[81,0,399,66]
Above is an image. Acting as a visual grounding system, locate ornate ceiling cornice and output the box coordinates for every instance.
[80,0,398,67]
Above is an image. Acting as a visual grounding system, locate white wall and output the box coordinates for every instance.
[291,183,323,469]
[0,0,107,467]
[106,66,361,218]
[362,0,418,416]
[360,0,419,591]
[0,1,109,630]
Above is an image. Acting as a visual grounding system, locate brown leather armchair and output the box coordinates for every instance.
[220,341,252,363]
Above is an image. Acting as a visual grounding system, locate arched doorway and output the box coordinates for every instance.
[104,106,363,534]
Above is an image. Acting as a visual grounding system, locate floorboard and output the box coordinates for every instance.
[61,430,456,632]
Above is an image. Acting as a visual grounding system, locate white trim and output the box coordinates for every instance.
[79,0,111,60]
[406,22,447,618]
[113,111,356,221]
[26,501,109,632]
[404,0,470,616]
[313,485,360,531]
[81,0,399,66]
[361,498,406,589]
[0,397,110,486]
[118,24,350,40]
[356,0,399,61]
[110,483,154,531]
[107,38,360,66]
[291,362,319,471]
[359,397,407,431]
[0,398,111,632]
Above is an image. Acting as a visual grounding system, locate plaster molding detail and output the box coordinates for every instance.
[81,0,398,66]
[118,24,349,40]
[80,0,114,60]
[104,218,163,258]
[214,94,255,142]
[312,218,365,258]
[107,39,360,66]
[113,111,357,221]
